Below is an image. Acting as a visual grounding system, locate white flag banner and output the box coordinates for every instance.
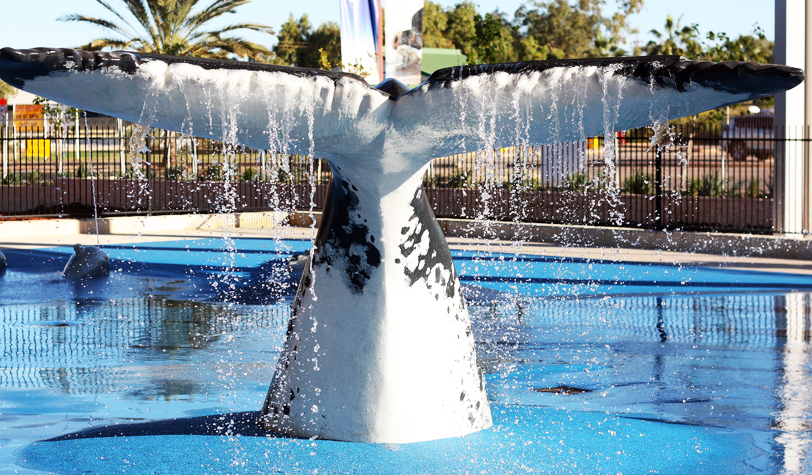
[339,0,382,83]
[384,0,423,86]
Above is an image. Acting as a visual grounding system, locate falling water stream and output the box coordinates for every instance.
[82,112,100,246]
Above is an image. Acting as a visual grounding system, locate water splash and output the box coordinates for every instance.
[82,112,100,245]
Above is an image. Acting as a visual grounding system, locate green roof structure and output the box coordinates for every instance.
[420,48,467,82]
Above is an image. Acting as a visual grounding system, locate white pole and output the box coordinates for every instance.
[775,0,807,233]
[805,0,812,231]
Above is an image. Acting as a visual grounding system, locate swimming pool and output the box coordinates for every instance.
[1,238,810,473]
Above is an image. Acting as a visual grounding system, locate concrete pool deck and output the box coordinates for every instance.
[3,212,812,276]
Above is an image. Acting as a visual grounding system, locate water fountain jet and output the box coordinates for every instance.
[0,47,802,443]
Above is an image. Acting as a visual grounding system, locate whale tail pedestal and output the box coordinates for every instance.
[261,166,492,443]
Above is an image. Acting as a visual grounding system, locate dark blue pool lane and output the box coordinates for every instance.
[4,238,812,303]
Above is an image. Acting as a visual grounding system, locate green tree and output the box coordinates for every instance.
[516,0,601,60]
[423,1,455,48]
[272,14,341,69]
[61,0,274,60]
[470,12,516,64]
[301,22,341,69]
[425,2,515,64]
[424,0,642,63]
[643,16,773,64]
[642,15,703,58]
[0,80,17,99]
[703,28,773,63]
[273,14,312,65]
[444,2,479,57]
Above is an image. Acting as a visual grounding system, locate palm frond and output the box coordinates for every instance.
[189,22,273,38]
[194,34,273,60]
[60,14,129,36]
[120,0,153,33]
[63,0,272,58]
[76,38,141,51]
[185,0,250,31]
[93,0,144,37]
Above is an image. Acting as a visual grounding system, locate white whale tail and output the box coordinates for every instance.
[0,48,802,442]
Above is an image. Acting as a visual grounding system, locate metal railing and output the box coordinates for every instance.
[426,125,779,233]
[0,118,796,234]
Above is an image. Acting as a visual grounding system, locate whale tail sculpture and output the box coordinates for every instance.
[62,243,109,279]
[0,47,802,443]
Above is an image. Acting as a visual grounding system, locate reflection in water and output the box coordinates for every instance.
[0,289,810,471]
[0,298,289,395]
[472,290,812,470]
[774,293,812,474]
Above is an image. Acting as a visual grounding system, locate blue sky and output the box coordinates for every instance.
[1,0,774,52]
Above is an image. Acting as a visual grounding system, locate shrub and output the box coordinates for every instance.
[503,175,540,191]
[1,172,21,185]
[166,166,186,181]
[201,163,222,182]
[23,170,45,186]
[687,173,724,197]
[623,170,655,195]
[563,172,589,192]
[123,167,144,180]
[746,178,761,198]
[562,172,610,193]
[242,167,258,182]
[73,164,91,178]
[445,169,471,188]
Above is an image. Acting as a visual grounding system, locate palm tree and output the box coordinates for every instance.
[644,15,702,59]
[61,0,274,61]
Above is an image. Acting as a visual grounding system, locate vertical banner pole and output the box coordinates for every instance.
[339,0,382,82]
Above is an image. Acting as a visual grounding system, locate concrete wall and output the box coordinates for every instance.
[0,211,287,239]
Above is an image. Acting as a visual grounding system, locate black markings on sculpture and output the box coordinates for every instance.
[399,187,457,298]
[0,47,364,90]
[312,172,381,294]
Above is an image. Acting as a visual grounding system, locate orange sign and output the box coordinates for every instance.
[14,104,44,130]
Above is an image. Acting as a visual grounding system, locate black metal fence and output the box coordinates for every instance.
[0,118,792,233]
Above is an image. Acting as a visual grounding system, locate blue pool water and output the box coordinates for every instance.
[1,238,811,474]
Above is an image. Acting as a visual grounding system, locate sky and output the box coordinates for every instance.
[1,0,775,52]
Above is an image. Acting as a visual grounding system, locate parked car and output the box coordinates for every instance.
[722,111,774,161]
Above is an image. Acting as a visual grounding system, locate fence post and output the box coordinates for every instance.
[192,138,198,180]
[146,129,153,215]
[2,122,7,179]
[74,110,79,167]
[13,124,18,162]
[56,116,63,176]
[655,144,664,229]
[118,118,125,176]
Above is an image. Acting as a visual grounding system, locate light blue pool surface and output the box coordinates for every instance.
[1,238,810,473]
